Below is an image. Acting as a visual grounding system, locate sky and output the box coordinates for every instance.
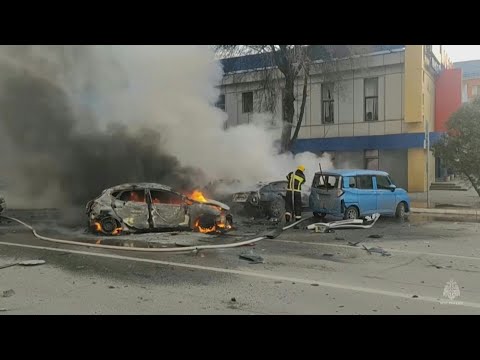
[443,45,480,62]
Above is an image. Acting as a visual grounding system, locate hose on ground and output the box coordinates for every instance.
[0,215,312,253]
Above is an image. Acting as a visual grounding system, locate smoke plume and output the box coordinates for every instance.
[0,45,331,208]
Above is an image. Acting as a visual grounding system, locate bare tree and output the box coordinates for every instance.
[215,45,373,153]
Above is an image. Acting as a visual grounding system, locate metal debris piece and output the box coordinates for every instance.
[362,245,391,256]
[0,260,46,270]
[308,213,381,232]
[2,289,15,298]
[347,241,361,247]
[239,250,264,264]
[368,234,383,239]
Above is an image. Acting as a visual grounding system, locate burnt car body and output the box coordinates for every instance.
[86,183,232,235]
[232,181,310,219]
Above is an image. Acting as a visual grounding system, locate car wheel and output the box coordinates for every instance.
[100,217,120,235]
[395,202,407,219]
[269,198,284,219]
[313,212,326,219]
[344,206,359,220]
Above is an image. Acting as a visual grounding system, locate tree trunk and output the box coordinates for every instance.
[288,70,309,152]
[280,74,295,153]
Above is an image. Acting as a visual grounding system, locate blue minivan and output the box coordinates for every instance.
[309,169,410,220]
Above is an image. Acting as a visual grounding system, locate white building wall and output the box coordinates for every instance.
[220,50,406,139]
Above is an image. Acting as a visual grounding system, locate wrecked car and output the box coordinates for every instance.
[0,196,5,214]
[86,183,233,235]
[232,181,309,219]
[309,169,410,220]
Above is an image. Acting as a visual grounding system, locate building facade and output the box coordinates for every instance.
[218,45,462,192]
[454,60,480,103]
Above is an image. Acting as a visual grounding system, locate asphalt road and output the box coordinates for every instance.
[1,210,480,314]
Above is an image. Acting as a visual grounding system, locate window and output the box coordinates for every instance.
[364,78,378,121]
[215,94,225,111]
[473,85,480,97]
[348,177,357,188]
[119,190,146,203]
[242,92,253,113]
[364,149,379,170]
[322,83,335,124]
[313,174,341,189]
[150,190,183,205]
[376,175,391,190]
[357,175,373,190]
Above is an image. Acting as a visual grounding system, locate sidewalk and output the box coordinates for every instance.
[409,186,480,216]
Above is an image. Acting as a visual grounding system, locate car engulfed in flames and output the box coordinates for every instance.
[86,183,233,236]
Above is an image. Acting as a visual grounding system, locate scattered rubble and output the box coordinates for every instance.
[362,245,391,257]
[0,260,45,270]
[239,250,264,264]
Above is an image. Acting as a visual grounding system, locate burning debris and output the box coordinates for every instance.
[86,183,233,236]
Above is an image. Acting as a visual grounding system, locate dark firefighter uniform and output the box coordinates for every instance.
[285,165,306,222]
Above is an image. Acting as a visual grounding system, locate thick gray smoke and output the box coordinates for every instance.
[0,45,331,209]
[0,46,205,208]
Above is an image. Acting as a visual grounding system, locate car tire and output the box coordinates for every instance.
[395,202,407,219]
[268,198,285,219]
[344,206,359,220]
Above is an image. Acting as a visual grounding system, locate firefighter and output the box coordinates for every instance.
[285,165,306,223]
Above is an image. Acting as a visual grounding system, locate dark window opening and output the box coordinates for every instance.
[357,175,373,190]
[364,78,378,121]
[215,94,225,111]
[322,83,335,124]
[150,190,183,205]
[119,190,146,203]
[313,174,341,189]
[376,175,391,190]
[242,92,253,113]
[348,177,357,188]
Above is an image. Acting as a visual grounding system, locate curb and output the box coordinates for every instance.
[411,207,479,216]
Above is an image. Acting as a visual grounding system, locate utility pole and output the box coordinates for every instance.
[425,120,430,208]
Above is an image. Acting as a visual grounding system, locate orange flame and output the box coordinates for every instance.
[195,219,216,234]
[94,222,102,232]
[190,190,208,203]
[93,221,122,236]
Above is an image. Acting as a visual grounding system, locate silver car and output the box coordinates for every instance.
[86,183,233,235]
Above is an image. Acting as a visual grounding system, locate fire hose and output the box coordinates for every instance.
[0,215,312,253]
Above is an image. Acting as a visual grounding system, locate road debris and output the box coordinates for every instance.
[412,295,419,298]
[308,213,381,232]
[0,260,46,270]
[362,245,391,256]
[239,250,264,264]
[2,289,15,298]
[322,253,334,257]
[347,241,361,247]
[230,297,236,302]
[368,234,383,239]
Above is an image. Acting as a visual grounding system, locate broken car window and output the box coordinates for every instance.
[119,190,146,203]
[150,190,183,205]
[313,174,340,189]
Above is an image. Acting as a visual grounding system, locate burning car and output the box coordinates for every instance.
[86,183,233,235]
[232,181,309,219]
